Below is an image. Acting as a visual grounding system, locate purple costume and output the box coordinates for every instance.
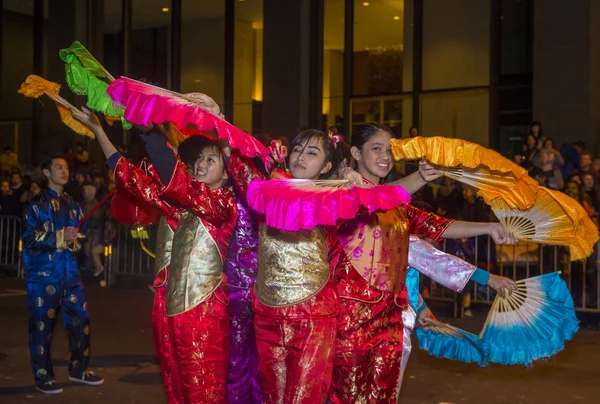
[224,191,263,403]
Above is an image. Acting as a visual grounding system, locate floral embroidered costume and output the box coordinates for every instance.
[330,177,454,403]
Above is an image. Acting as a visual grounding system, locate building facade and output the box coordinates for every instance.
[1,0,599,166]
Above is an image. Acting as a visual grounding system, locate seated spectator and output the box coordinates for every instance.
[561,140,585,179]
[533,138,564,189]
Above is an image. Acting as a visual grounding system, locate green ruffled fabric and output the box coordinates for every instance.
[60,41,131,129]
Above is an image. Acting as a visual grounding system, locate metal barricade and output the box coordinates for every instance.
[6,212,600,309]
[423,235,600,315]
[107,223,157,282]
[0,215,22,276]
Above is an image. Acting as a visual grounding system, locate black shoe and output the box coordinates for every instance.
[35,380,63,395]
[69,370,104,386]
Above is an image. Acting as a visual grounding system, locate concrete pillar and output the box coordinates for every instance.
[262,0,321,139]
[533,0,599,155]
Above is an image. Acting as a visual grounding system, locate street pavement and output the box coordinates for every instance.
[0,278,598,404]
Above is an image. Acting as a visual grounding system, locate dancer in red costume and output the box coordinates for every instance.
[220,130,343,403]
[75,114,183,403]
[330,123,518,404]
[73,107,236,404]
[233,129,439,404]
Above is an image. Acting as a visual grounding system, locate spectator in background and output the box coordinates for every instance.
[1,145,19,176]
[533,138,564,190]
[566,173,582,186]
[435,177,461,217]
[456,184,496,316]
[0,179,20,216]
[63,146,74,172]
[90,170,107,200]
[561,140,585,179]
[74,142,89,172]
[593,158,600,176]
[528,121,545,145]
[582,173,600,213]
[529,167,548,187]
[460,185,491,223]
[11,171,27,204]
[20,182,42,204]
[520,134,539,169]
[578,151,599,181]
[404,127,421,176]
[408,126,419,138]
[64,170,86,203]
[564,180,598,226]
[81,184,105,276]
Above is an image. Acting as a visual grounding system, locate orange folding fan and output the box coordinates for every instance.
[390,136,538,210]
[490,187,599,260]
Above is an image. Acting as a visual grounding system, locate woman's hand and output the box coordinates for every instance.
[487,274,518,298]
[71,106,102,132]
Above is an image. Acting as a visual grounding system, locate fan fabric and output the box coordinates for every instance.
[106,77,273,168]
[491,187,599,260]
[60,41,131,129]
[415,319,489,366]
[246,179,412,231]
[18,75,95,139]
[480,272,579,366]
[390,136,538,210]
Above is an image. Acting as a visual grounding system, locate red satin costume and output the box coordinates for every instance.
[226,156,345,404]
[114,159,183,403]
[252,232,344,404]
[330,202,453,404]
[114,156,237,404]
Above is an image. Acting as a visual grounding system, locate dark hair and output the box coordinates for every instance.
[10,171,23,180]
[178,135,222,168]
[574,141,586,150]
[529,121,543,136]
[351,123,394,150]
[580,151,592,159]
[528,166,545,178]
[566,173,581,183]
[291,129,334,174]
[40,153,66,172]
[565,180,584,199]
[409,126,418,133]
[333,141,352,169]
[4,145,12,152]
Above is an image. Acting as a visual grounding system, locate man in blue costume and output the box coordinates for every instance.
[22,153,104,394]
